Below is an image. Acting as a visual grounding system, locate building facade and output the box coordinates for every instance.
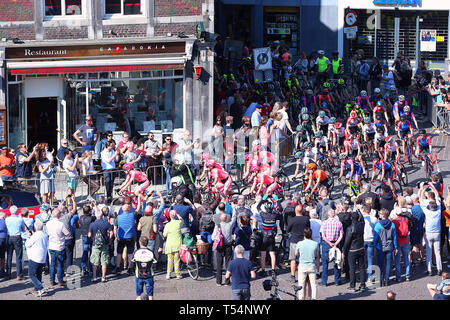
[0,0,215,151]
[217,0,450,68]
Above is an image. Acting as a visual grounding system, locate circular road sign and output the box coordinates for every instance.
[345,11,358,27]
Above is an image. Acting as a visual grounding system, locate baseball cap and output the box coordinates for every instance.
[256,104,262,109]
[40,204,50,211]
[374,88,381,93]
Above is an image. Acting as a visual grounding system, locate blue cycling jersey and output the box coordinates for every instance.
[399,121,411,132]
[374,160,391,171]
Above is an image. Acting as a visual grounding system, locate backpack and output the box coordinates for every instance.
[94,228,107,247]
[179,244,192,263]
[200,210,215,231]
[250,229,263,250]
[35,212,51,234]
[134,248,156,279]
[283,203,296,226]
[212,226,224,250]
[396,216,409,238]
[379,225,394,252]
[319,200,333,221]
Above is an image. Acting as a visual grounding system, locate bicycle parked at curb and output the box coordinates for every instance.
[263,271,302,300]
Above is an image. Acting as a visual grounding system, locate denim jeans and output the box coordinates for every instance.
[146,240,155,252]
[321,241,341,285]
[49,249,65,283]
[81,236,92,273]
[135,277,154,297]
[64,238,75,270]
[81,144,95,154]
[103,171,115,199]
[364,241,374,281]
[6,236,23,277]
[232,288,251,300]
[165,167,171,193]
[377,249,393,284]
[394,243,410,279]
[28,260,44,292]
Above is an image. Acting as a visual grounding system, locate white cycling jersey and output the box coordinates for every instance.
[363,123,376,134]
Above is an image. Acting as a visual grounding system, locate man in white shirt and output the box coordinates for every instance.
[46,208,70,286]
[101,141,120,203]
[177,130,195,165]
[62,149,79,197]
[26,220,49,296]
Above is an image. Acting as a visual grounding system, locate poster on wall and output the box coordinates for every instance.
[420,29,436,52]
[0,112,5,145]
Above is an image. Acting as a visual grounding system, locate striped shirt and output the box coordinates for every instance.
[320,217,343,242]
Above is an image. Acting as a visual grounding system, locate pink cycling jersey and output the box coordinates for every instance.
[210,168,229,181]
[129,170,148,183]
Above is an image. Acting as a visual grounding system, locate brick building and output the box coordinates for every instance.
[0,0,214,151]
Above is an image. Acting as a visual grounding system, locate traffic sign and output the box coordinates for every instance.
[344,26,358,34]
[345,10,358,27]
[253,47,272,71]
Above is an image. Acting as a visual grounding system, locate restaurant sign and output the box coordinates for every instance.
[5,41,186,60]
[373,0,421,6]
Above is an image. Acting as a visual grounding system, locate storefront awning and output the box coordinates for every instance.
[8,57,186,75]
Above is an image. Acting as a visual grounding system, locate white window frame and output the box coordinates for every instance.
[43,0,86,19]
[103,0,146,18]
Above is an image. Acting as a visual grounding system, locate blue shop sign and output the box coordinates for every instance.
[373,0,421,6]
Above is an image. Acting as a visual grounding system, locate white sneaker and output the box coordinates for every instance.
[421,161,425,167]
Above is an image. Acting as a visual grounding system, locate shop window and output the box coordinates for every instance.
[44,0,82,17]
[105,0,141,15]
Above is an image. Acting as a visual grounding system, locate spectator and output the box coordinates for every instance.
[62,149,79,197]
[73,115,100,154]
[144,132,161,167]
[79,204,95,276]
[118,132,131,155]
[46,207,71,286]
[20,208,34,273]
[410,194,425,265]
[88,209,113,282]
[123,142,141,169]
[356,183,380,212]
[178,130,195,165]
[0,212,6,277]
[358,59,370,93]
[60,196,79,271]
[132,236,157,300]
[361,197,378,283]
[368,56,382,94]
[251,105,262,128]
[56,139,70,169]
[320,209,344,286]
[5,206,25,280]
[114,196,137,276]
[225,245,256,300]
[232,215,252,260]
[81,150,100,201]
[419,182,442,276]
[96,131,116,156]
[137,205,157,253]
[259,116,271,152]
[36,149,56,207]
[101,141,120,203]
[296,227,320,300]
[0,145,15,183]
[161,134,178,193]
[342,211,366,292]
[212,213,233,286]
[442,194,450,261]
[381,65,395,95]
[380,184,395,213]
[427,272,450,300]
[163,210,183,280]
[25,220,49,297]
[15,143,38,184]
[373,208,398,286]
[287,204,310,282]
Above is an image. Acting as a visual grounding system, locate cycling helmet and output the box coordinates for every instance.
[306,89,313,95]
[252,144,261,153]
[335,122,342,128]
[374,88,381,94]
[329,117,336,124]
[315,131,322,138]
[294,151,304,159]
[321,102,327,108]
[323,82,330,88]
[250,165,260,173]
[302,114,310,121]
[376,127,384,133]
[287,66,293,72]
[419,129,426,135]
[339,153,347,160]
[376,101,383,107]
[205,159,215,168]
[201,152,211,161]
[268,84,275,91]
[385,136,393,143]
[364,117,371,124]
[262,201,274,213]
[301,107,308,114]
[307,163,317,170]
[122,163,133,171]
[304,142,312,148]
[404,105,410,112]
[350,111,357,118]
[293,99,300,105]
[318,111,326,117]
[296,125,304,132]
[400,115,406,121]
[318,50,325,55]
[338,78,345,85]
[244,154,252,161]
[355,104,361,109]
[360,90,367,97]
[399,95,405,102]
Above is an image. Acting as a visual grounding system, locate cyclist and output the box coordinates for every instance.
[293,151,314,179]
[400,105,419,130]
[302,89,318,114]
[169,154,196,201]
[344,100,357,118]
[333,78,351,107]
[327,117,337,144]
[339,153,363,187]
[198,153,223,182]
[362,116,376,146]
[119,163,150,198]
[397,115,413,162]
[208,162,233,195]
[374,126,388,152]
[393,95,408,122]
[249,167,281,199]
[372,154,397,196]
[356,90,371,114]
[318,86,335,115]
[294,125,311,152]
[256,199,280,275]
[373,100,389,124]
[374,113,389,134]
[384,136,400,166]
[316,110,330,134]
[369,88,384,108]
[415,129,433,165]
[313,130,329,155]
[346,111,360,136]
[304,163,330,193]
[300,113,316,138]
[334,122,346,150]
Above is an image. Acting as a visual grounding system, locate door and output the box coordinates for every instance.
[26,97,58,151]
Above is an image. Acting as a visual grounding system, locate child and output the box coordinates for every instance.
[132,236,157,300]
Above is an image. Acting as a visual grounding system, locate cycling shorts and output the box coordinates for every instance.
[136,180,150,192]
[399,129,411,139]
[260,234,276,252]
[349,126,358,135]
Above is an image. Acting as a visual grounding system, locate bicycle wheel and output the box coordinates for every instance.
[398,164,408,186]
[232,181,241,194]
[278,172,291,192]
[341,184,355,199]
[392,179,403,196]
[187,252,199,280]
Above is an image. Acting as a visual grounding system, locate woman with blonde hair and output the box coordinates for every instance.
[36,149,55,207]
[163,210,183,280]
[81,150,100,201]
